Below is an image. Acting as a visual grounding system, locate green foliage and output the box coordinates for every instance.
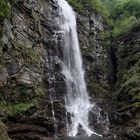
[112,16,137,37]
[68,0,84,14]
[91,82,106,94]
[0,0,11,18]
[101,0,140,38]
[99,30,111,40]
[101,0,117,13]
[69,0,140,38]
[68,0,109,18]
[112,0,140,19]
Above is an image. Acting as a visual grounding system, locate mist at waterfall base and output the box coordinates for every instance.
[51,0,103,137]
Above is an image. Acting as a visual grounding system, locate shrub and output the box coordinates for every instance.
[102,0,140,38]
[68,0,109,18]
[112,16,138,37]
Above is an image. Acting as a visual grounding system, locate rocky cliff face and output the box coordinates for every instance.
[0,0,111,139]
[111,24,140,140]
[0,0,55,139]
[0,0,139,140]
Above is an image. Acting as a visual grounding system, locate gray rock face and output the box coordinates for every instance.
[0,0,112,140]
[0,0,54,139]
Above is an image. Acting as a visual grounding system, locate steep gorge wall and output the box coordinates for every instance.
[0,0,112,139]
[0,0,55,139]
[111,24,140,140]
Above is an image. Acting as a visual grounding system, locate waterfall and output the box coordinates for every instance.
[54,0,102,137]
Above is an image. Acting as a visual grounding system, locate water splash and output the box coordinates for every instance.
[46,54,58,137]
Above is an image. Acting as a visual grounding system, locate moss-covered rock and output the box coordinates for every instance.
[0,0,52,139]
[113,23,140,140]
[0,0,11,18]
[0,99,37,118]
[13,43,44,68]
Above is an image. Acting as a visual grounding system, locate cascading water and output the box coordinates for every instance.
[46,53,58,136]
[54,0,102,137]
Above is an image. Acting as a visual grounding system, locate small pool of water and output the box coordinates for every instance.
[55,136,103,140]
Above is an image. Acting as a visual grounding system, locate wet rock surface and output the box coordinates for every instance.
[0,0,139,140]
[0,0,111,139]
[0,0,55,139]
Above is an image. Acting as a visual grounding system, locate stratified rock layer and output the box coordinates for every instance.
[0,0,111,138]
[0,0,139,140]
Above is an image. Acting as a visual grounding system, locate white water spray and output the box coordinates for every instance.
[55,0,102,137]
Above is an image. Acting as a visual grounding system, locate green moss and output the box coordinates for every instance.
[117,44,140,87]
[130,88,140,93]
[122,73,140,87]
[13,84,30,94]
[67,0,85,14]
[31,9,42,34]
[0,0,11,18]
[112,16,138,38]
[35,87,46,98]
[32,9,39,23]
[130,102,140,108]
[133,93,140,100]
[26,48,41,65]
[15,44,42,67]
[129,131,140,138]
[98,31,111,41]
[67,0,109,18]
[0,99,37,117]
[11,84,35,103]
[91,82,106,94]
[130,117,140,125]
